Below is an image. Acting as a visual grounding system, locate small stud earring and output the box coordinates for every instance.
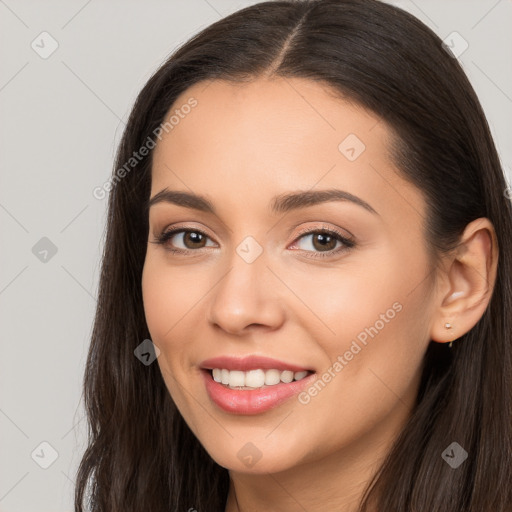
[445,322,454,348]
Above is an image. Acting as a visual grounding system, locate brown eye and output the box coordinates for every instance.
[297,231,339,253]
[310,232,338,252]
[181,231,207,249]
[290,228,356,259]
[154,228,217,253]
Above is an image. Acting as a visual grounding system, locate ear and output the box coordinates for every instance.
[430,217,499,344]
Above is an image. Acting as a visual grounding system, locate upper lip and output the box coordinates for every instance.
[200,355,313,373]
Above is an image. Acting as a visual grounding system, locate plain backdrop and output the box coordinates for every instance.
[0,0,510,510]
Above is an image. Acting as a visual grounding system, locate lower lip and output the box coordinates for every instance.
[201,369,316,415]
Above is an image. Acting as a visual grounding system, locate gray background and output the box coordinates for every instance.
[0,0,510,510]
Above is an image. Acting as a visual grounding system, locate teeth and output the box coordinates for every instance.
[245,369,265,388]
[265,369,281,385]
[280,370,294,383]
[210,368,311,389]
[229,370,245,387]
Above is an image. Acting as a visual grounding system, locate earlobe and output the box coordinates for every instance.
[430,218,498,346]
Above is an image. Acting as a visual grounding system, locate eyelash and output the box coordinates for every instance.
[151,225,356,259]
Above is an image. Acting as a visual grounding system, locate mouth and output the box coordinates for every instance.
[201,368,316,415]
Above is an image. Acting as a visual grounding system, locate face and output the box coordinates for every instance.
[142,77,436,474]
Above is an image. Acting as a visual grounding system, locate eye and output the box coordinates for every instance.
[151,227,216,254]
[289,227,356,259]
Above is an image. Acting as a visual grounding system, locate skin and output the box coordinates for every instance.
[141,77,498,512]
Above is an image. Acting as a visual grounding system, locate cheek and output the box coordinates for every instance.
[141,259,194,386]
[290,246,430,388]
[141,261,200,413]
[281,257,402,349]
[142,258,197,341]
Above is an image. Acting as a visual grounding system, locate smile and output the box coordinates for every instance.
[200,355,316,415]
[201,369,316,415]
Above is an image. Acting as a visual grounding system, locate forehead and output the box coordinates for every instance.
[150,77,425,225]
[153,77,389,168]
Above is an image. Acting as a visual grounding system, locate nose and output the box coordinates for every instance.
[206,250,286,335]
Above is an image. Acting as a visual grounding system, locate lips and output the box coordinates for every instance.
[199,355,316,414]
[201,370,316,414]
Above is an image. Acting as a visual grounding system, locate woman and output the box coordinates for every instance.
[75,0,512,510]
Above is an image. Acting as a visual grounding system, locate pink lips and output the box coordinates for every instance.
[200,355,315,415]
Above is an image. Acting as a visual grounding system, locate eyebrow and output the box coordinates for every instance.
[147,188,378,216]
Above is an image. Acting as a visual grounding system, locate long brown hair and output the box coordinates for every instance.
[75,0,512,510]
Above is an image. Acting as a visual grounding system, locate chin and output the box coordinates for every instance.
[198,434,311,475]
